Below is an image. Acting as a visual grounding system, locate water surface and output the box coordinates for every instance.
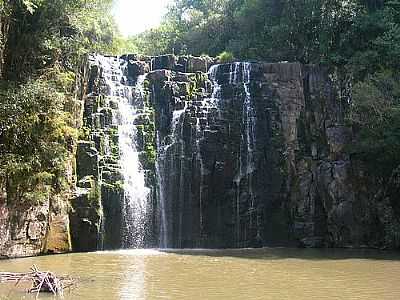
[1,248,400,300]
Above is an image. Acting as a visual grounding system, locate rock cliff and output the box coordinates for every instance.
[2,53,399,258]
[0,165,73,258]
[72,54,400,250]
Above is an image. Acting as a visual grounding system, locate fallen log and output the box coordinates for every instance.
[0,265,75,296]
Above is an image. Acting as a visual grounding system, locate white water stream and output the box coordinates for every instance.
[97,56,150,248]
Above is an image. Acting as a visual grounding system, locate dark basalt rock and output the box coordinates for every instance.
[68,53,400,252]
[146,58,400,249]
[151,54,214,73]
[76,141,99,180]
[101,183,123,249]
[151,54,176,71]
[69,188,101,252]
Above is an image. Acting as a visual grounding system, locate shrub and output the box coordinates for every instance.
[0,77,77,204]
[217,51,234,63]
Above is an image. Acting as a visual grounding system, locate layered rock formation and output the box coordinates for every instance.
[145,56,400,249]
[70,54,400,250]
[71,54,158,251]
[0,164,73,258]
[68,53,400,250]
[2,53,399,258]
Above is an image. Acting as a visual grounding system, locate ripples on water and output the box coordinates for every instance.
[1,248,400,300]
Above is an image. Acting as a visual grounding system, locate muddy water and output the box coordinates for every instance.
[1,248,400,300]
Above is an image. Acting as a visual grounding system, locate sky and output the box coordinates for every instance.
[113,0,173,36]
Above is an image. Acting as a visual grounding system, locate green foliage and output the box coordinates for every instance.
[217,51,234,63]
[3,0,121,79]
[349,71,400,177]
[144,144,156,166]
[0,75,78,204]
[88,178,101,205]
[136,117,157,170]
[125,21,186,56]
[0,1,123,205]
[21,0,42,14]
[78,126,91,140]
[130,0,395,67]
[352,106,400,177]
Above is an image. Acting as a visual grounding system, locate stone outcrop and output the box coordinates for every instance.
[151,54,215,73]
[145,59,400,249]
[71,53,400,250]
[2,53,399,258]
[69,182,102,252]
[0,181,72,258]
[70,54,157,251]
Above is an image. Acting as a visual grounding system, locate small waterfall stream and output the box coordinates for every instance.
[156,103,186,248]
[210,62,256,247]
[97,56,150,248]
[155,134,167,248]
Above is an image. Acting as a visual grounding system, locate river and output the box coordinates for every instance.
[1,248,400,299]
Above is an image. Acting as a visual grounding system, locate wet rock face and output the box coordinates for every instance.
[73,54,400,250]
[148,60,400,249]
[151,62,296,248]
[71,54,157,251]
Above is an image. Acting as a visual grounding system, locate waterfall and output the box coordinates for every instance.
[156,103,186,248]
[93,56,258,249]
[241,62,256,246]
[118,75,150,248]
[242,63,256,232]
[97,56,150,248]
[156,134,167,248]
[79,54,323,250]
[77,54,352,250]
[221,62,255,247]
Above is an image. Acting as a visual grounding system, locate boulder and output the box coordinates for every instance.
[151,54,176,71]
[44,215,72,254]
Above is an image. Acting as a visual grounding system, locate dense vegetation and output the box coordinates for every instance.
[130,0,400,179]
[0,0,121,204]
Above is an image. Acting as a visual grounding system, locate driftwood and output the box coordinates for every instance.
[0,265,75,296]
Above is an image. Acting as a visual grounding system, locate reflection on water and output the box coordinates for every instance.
[1,248,400,300]
[118,250,150,300]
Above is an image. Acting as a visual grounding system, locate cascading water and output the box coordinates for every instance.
[242,63,257,235]
[155,135,167,248]
[157,108,184,248]
[226,62,256,246]
[94,56,260,249]
[118,75,151,248]
[96,56,150,248]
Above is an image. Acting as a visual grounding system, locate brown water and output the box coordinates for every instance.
[1,248,400,300]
